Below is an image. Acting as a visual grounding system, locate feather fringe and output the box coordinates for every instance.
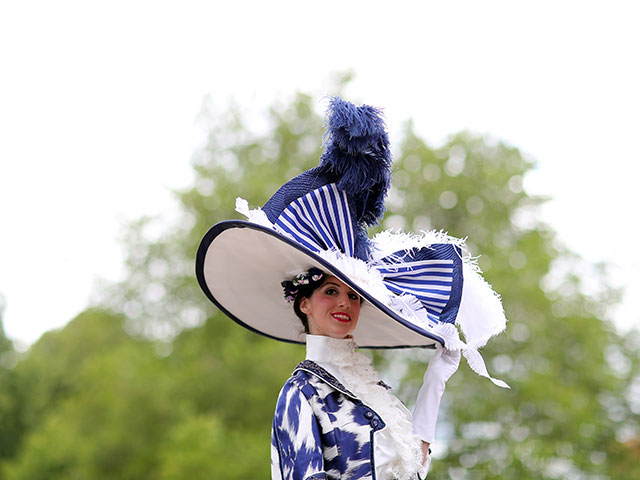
[388,294,433,329]
[235,197,273,227]
[319,97,392,227]
[457,263,507,350]
[369,229,467,263]
[315,249,393,304]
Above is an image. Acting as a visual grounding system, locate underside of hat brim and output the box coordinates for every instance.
[195,220,444,349]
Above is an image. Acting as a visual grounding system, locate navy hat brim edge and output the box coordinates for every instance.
[195,220,444,349]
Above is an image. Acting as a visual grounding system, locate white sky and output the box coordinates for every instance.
[1,1,639,347]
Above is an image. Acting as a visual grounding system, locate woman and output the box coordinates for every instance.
[271,269,459,479]
[196,97,508,480]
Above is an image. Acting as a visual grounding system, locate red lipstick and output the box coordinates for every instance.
[331,312,351,323]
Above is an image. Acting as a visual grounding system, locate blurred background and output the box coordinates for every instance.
[1,1,639,478]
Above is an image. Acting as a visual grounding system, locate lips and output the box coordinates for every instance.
[331,312,351,323]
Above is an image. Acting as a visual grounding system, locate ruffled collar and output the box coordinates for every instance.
[305,335,355,384]
[305,334,349,363]
[305,335,424,480]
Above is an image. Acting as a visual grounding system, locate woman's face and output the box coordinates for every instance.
[299,276,361,339]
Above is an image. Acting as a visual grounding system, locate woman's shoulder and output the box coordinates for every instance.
[276,360,356,404]
[275,362,364,426]
[293,360,357,398]
[274,364,327,414]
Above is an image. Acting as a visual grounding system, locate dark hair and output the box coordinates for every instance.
[281,267,327,333]
[293,282,325,334]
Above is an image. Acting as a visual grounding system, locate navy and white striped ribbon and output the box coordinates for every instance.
[274,183,354,256]
[376,244,463,325]
[274,184,462,326]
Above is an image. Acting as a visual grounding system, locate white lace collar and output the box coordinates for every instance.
[305,335,351,385]
[304,334,423,480]
[305,334,348,363]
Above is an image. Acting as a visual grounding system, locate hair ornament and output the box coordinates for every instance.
[281,267,325,302]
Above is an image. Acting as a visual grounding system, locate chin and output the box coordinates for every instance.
[329,329,355,339]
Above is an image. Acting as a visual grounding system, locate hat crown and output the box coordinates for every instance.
[261,97,392,260]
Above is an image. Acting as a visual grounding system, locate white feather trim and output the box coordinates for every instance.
[235,197,273,227]
[388,294,433,329]
[457,263,507,349]
[315,249,394,305]
[431,322,465,350]
[370,229,467,263]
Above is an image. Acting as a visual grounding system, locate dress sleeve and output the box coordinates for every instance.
[271,379,327,480]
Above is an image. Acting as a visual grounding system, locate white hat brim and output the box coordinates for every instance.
[196,221,443,348]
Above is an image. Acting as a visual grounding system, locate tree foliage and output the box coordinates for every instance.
[0,296,24,462]
[1,86,638,478]
[385,126,640,479]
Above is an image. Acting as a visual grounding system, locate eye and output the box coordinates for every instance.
[324,287,337,295]
[348,292,359,301]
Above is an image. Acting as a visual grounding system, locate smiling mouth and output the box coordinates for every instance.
[331,313,351,323]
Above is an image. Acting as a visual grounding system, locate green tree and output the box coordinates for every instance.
[2,89,334,479]
[3,85,637,478]
[0,295,24,461]
[0,309,174,480]
[96,89,637,478]
[383,126,640,479]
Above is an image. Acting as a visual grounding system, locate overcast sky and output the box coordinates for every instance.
[1,1,638,347]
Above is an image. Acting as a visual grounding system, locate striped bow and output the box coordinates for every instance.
[273,183,463,328]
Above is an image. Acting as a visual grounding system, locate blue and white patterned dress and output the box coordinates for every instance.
[271,336,430,480]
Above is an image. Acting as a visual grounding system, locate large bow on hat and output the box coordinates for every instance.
[262,181,463,331]
[235,181,508,387]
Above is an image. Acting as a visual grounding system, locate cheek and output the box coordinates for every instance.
[352,301,361,319]
[306,295,332,315]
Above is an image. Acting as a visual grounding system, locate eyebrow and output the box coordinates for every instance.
[323,282,359,295]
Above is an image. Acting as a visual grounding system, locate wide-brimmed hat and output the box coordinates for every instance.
[196,97,508,386]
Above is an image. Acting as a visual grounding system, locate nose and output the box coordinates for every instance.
[337,292,349,308]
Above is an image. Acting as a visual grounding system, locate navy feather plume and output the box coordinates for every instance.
[319,97,392,227]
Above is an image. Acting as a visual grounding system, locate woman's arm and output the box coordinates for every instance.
[421,441,430,462]
[413,346,461,455]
